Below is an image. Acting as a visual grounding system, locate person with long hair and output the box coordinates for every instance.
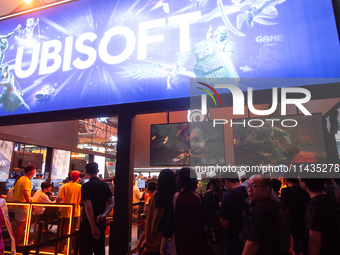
[144,169,176,255]
[160,167,206,255]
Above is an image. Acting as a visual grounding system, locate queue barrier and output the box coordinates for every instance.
[4,202,75,255]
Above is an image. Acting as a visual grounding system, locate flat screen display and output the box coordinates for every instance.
[50,179,64,189]
[137,179,146,189]
[232,114,327,165]
[0,140,14,179]
[51,149,70,180]
[0,0,339,116]
[151,122,225,166]
[31,179,46,191]
[5,179,15,190]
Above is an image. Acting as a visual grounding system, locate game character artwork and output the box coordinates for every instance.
[151,122,225,166]
[15,17,40,41]
[0,25,21,66]
[233,115,327,165]
[0,65,30,113]
[0,20,38,114]
[0,0,338,116]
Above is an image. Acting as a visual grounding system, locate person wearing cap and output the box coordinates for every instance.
[57,171,82,253]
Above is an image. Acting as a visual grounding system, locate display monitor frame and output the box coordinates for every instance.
[137,179,146,189]
[150,121,225,166]
[5,179,15,190]
[31,179,46,191]
[232,113,327,166]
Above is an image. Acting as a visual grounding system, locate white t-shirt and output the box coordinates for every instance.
[32,190,53,215]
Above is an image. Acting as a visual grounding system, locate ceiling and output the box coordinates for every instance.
[0,0,71,20]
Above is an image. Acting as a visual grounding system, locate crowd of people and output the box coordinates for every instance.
[1,165,340,255]
[141,168,340,255]
[1,162,114,255]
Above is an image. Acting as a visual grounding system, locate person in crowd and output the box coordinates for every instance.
[242,175,291,255]
[271,178,282,197]
[79,162,114,255]
[133,179,143,203]
[144,169,176,255]
[13,164,36,246]
[242,172,281,203]
[78,172,86,185]
[299,178,340,255]
[133,178,143,218]
[145,182,157,205]
[220,172,248,255]
[35,173,43,179]
[32,181,58,222]
[57,171,82,253]
[159,167,206,255]
[0,198,16,255]
[281,178,310,254]
[6,175,21,202]
[204,179,221,245]
[324,177,340,212]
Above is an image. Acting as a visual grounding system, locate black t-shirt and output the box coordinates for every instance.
[280,186,309,235]
[306,194,340,255]
[324,184,340,213]
[247,197,290,255]
[204,190,220,214]
[219,185,247,226]
[219,185,248,255]
[81,177,112,229]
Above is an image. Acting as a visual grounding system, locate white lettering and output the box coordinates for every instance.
[73,32,97,70]
[214,84,244,115]
[281,87,311,115]
[213,119,228,127]
[39,40,62,75]
[63,36,73,71]
[281,119,298,127]
[168,11,201,53]
[99,26,136,65]
[15,44,40,78]
[138,18,166,60]
[248,119,264,127]
[248,87,278,115]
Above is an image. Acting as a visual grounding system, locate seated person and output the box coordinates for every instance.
[32,181,58,222]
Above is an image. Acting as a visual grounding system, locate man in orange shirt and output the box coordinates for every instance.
[57,171,82,252]
[13,164,36,246]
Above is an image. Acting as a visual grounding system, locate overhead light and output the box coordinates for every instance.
[23,0,45,5]
[1,0,76,21]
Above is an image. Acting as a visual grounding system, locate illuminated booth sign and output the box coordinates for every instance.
[0,0,339,116]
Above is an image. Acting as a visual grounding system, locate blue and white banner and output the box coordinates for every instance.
[0,0,339,116]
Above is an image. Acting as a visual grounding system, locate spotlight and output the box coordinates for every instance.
[23,0,46,6]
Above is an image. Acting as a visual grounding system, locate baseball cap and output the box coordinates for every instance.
[70,171,81,180]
